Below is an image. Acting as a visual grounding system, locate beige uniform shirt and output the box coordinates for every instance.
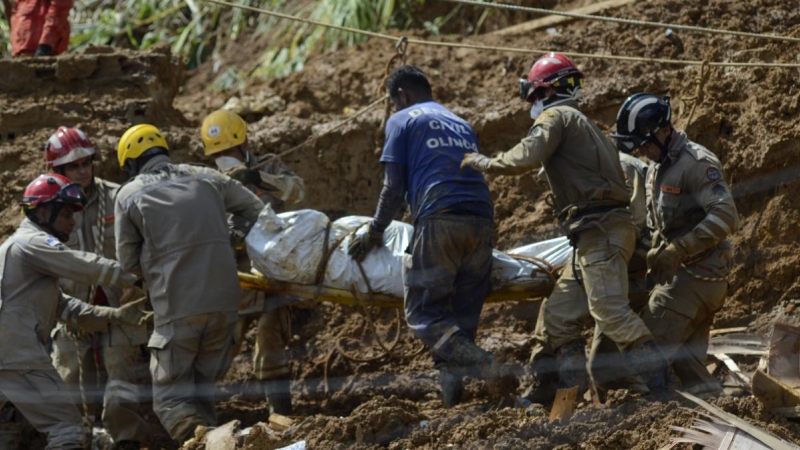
[115,155,264,327]
[0,220,137,370]
[646,131,739,276]
[482,101,630,224]
[59,178,147,345]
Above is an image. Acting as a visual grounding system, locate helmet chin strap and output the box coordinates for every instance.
[28,203,69,242]
[652,127,674,164]
[544,86,582,108]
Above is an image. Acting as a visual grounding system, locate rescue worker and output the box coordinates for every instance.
[0,173,149,450]
[525,151,653,403]
[10,0,73,57]
[462,53,671,396]
[114,124,264,443]
[45,127,151,450]
[348,65,507,407]
[200,109,305,415]
[611,93,739,397]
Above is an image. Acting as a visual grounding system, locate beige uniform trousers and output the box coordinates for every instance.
[0,369,86,450]
[640,269,727,396]
[533,219,652,354]
[149,312,237,442]
[51,331,151,443]
[529,261,651,394]
[232,306,291,382]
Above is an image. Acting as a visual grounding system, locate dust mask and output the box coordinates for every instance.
[215,156,245,172]
[530,99,545,120]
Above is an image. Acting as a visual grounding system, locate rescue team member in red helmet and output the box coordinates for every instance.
[462,53,671,399]
[10,0,73,57]
[0,174,149,450]
[612,93,738,397]
[45,127,151,449]
[114,125,264,443]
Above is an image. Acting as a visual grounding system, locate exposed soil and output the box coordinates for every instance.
[3,0,800,448]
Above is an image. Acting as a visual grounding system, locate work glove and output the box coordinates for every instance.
[647,242,686,285]
[460,152,491,172]
[108,297,153,327]
[347,225,384,263]
[228,167,262,186]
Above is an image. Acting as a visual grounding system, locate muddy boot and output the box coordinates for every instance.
[523,354,558,405]
[555,340,588,391]
[264,378,292,415]
[483,359,520,400]
[625,339,670,397]
[437,365,464,408]
[436,333,494,370]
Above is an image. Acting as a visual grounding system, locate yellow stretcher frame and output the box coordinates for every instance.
[239,272,556,308]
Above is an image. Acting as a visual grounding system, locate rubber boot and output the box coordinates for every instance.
[624,339,670,397]
[436,333,494,371]
[437,365,464,408]
[523,354,558,405]
[263,378,292,415]
[555,340,588,391]
[34,44,53,57]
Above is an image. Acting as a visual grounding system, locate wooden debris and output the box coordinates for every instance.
[269,413,295,432]
[708,333,767,356]
[709,327,748,336]
[713,353,752,387]
[677,391,800,450]
[767,323,800,389]
[670,418,772,449]
[549,387,578,424]
[752,370,800,410]
[492,0,635,36]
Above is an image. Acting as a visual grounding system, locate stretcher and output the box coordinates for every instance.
[240,208,571,308]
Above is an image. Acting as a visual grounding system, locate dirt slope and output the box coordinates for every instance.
[3,0,800,448]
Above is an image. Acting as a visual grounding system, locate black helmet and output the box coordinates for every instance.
[611,93,671,153]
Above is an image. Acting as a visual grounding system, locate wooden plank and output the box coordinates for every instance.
[492,0,635,36]
[710,327,748,336]
[751,370,800,410]
[269,414,295,432]
[677,391,800,450]
[549,387,578,424]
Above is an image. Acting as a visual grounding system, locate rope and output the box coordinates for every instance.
[505,253,559,284]
[681,60,710,129]
[252,94,389,170]
[377,37,409,140]
[203,0,800,68]
[439,0,800,44]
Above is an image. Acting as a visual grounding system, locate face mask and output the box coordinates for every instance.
[215,156,245,172]
[530,99,545,120]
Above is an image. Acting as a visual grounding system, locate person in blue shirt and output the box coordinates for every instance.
[348,65,509,406]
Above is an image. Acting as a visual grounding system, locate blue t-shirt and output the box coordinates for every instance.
[380,101,493,221]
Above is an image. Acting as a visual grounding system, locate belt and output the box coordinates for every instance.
[558,202,626,222]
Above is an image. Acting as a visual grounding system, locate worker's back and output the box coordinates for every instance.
[115,154,264,326]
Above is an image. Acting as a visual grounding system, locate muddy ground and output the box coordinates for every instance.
[3,0,800,448]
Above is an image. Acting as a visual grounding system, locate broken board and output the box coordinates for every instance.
[549,387,578,424]
[492,0,635,36]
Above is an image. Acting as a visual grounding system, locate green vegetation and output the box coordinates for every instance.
[57,0,420,82]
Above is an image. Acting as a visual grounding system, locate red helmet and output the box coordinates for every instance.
[20,174,85,212]
[519,53,583,102]
[45,126,96,168]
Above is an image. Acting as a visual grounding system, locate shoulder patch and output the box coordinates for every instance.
[712,183,727,197]
[706,167,721,181]
[661,185,681,194]
[45,237,62,248]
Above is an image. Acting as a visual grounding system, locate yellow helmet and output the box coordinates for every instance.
[117,124,169,168]
[201,110,248,156]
